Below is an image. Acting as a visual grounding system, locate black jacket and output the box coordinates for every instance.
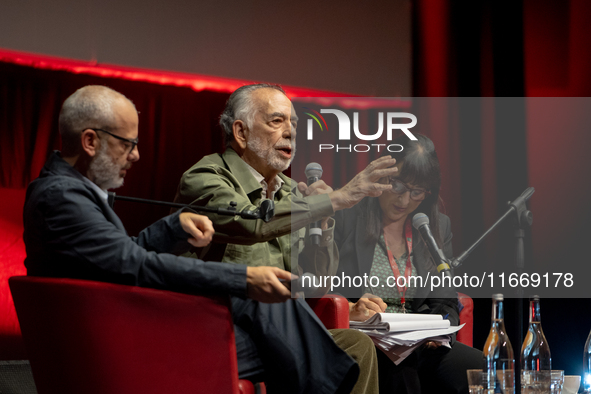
[23,151,247,297]
[333,198,459,332]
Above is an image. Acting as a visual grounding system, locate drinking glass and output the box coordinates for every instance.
[522,370,551,393]
[551,370,565,394]
[467,369,484,394]
[496,370,515,394]
[483,370,515,394]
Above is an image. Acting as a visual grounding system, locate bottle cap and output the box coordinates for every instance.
[492,293,504,300]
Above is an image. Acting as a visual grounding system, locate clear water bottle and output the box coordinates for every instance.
[584,328,591,393]
[483,293,515,394]
[521,296,551,393]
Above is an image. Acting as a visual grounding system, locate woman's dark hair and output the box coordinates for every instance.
[365,133,444,247]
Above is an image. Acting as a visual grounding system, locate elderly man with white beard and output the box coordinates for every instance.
[174,84,397,272]
[173,83,399,394]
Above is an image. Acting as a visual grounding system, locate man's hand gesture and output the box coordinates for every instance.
[179,212,215,247]
[329,156,398,211]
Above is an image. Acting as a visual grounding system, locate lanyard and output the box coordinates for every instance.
[383,218,413,313]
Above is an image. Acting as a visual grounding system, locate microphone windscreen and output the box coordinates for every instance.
[305,162,323,179]
[412,212,429,230]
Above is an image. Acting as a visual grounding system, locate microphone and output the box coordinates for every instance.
[412,213,452,278]
[305,163,323,246]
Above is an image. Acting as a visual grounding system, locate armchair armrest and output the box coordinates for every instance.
[457,292,473,347]
[306,295,350,329]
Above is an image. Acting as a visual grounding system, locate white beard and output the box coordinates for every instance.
[246,134,295,173]
[88,142,124,190]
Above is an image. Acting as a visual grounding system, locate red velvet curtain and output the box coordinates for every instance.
[412,0,530,363]
[412,0,529,270]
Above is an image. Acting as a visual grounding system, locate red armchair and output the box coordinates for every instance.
[10,276,256,394]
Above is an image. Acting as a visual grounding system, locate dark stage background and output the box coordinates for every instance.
[413,0,591,380]
[1,0,591,383]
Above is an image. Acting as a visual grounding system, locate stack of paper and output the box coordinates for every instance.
[350,313,464,365]
[350,312,450,331]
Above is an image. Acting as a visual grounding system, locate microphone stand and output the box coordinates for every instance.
[449,187,534,270]
[107,192,275,222]
[449,187,533,394]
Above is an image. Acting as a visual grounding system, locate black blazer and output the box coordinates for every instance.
[334,198,460,331]
[23,151,247,297]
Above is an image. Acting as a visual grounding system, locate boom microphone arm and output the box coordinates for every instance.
[107,192,275,222]
[449,187,534,269]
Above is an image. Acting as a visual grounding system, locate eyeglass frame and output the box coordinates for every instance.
[88,128,138,153]
[385,176,431,201]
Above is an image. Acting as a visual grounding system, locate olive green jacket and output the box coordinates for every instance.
[173,148,338,277]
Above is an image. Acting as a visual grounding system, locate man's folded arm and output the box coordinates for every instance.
[131,209,193,255]
[41,185,248,297]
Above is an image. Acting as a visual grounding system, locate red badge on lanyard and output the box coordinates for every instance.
[383,218,413,313]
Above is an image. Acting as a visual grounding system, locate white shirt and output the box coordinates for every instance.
[245,164,284,200]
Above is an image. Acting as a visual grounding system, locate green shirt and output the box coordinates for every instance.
[173,148,338,277]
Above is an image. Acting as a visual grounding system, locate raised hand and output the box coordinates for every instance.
[329,156,398,211]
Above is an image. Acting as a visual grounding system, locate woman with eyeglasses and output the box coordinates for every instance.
[334,133,482,394]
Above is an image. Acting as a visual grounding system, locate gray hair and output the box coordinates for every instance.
[58,85,135,154]
[219,83,286,147]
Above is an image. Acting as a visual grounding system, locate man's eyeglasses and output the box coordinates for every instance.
[387,177,430,201]
[90,128,138,153]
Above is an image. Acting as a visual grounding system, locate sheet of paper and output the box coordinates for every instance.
[350,316,452,332]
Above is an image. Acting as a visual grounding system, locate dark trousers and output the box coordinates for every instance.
[232,297,360,394]
[377,341,483,394]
